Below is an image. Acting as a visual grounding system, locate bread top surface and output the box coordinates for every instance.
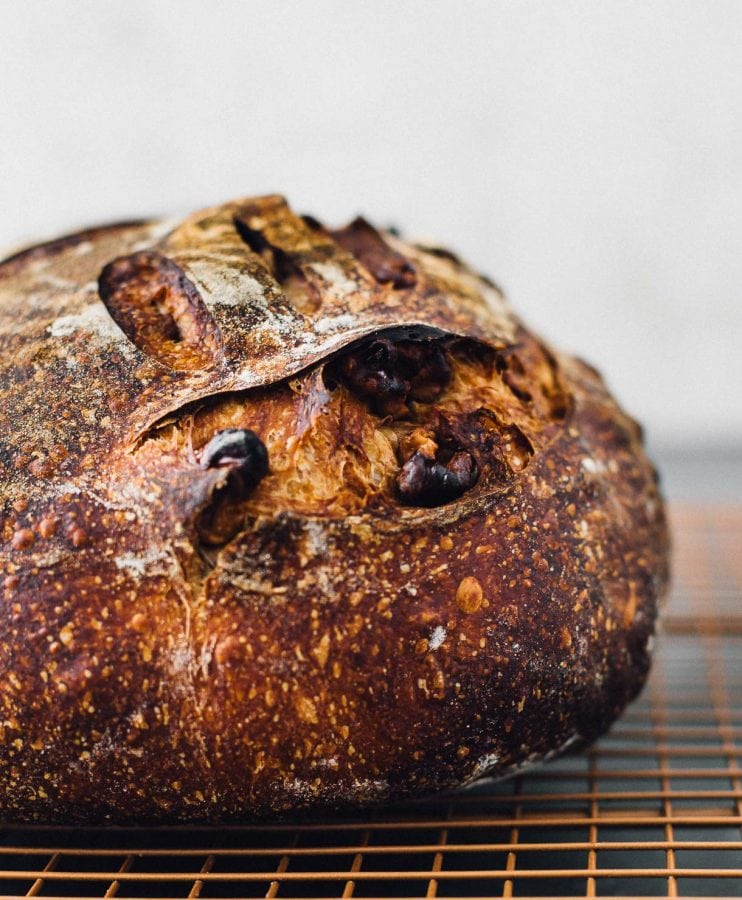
[0,192,646,574]
[0,195,519,500]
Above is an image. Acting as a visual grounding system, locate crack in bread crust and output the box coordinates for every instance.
[135,333,570,521]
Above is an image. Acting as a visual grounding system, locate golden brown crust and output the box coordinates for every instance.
[0,196,669,823]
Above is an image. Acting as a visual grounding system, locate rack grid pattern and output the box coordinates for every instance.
[0,502,740,899]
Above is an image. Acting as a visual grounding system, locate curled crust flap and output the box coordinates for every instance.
[0,196,517,485]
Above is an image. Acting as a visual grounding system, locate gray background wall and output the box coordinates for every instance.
[1,1,740,460]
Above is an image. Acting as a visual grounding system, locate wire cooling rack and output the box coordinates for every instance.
[0,502,740,900]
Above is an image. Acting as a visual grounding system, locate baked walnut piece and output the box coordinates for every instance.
[0,195,669,823]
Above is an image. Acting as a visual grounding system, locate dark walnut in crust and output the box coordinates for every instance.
[0,195,669,823]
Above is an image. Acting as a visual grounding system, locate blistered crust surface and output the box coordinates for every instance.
[0,196,669,822]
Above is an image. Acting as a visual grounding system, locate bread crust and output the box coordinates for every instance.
[0,196,669,823]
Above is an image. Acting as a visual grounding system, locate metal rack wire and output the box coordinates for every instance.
[0,502,740,899]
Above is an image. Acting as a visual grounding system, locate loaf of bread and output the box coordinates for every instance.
[0,195,669,823]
